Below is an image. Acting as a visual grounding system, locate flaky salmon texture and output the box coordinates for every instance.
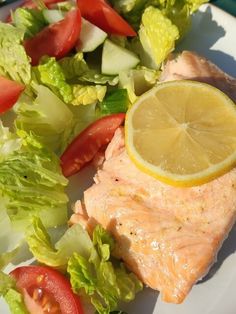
[70,51,236,304]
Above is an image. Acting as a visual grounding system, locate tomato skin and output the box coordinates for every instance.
[24,9,81,65]
[0,76,24,114]
[77,0,136,36]
[10,266,84,314]
[61,113,126,177]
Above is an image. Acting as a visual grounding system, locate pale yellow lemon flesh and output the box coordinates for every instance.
[125,80,236,187]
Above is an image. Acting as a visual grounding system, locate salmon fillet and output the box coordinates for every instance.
[70,51,236,304]
[160,50,236,102]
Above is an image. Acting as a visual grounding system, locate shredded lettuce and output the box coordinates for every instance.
[72,85,107,106]
[33,57,73,104]
[70,103,97,136]
[99,89,129,114]
[0,23,31,85]
[119,66,159,103]
[79,72,119,86]
[68,225,143,314]
[0,202,24,270]
[15,85,74,153]
[0,123,68,231]
[0,271,15,295]
[0,272,28,314]
[4,289,29,314]
[26,217,93,268]
[25,218,142,313]
[185,0,209,13]
[12,8,46,38]
[59,52,89,81]
[138,6,179,68]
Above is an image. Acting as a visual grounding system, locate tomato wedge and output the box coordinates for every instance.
[10,266,83,314]
[24,9,81,65]
[77,0,136,36]
[0,76,24,114]
[61,113,126,177]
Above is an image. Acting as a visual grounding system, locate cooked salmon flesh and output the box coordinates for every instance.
[70,51,236,304]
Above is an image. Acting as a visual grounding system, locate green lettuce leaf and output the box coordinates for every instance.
[33,57,73,103]
[185,0,209,13]
[119,66,159,103]
[0,271,15,295]
[70,103,97,136]
[138,6,179,68]
[15,85,74,153]
[12,8,46,38]
[59,52,89,81]
[0,201,24,270]
[79,72,119,86]
[59,52,117,86]
[72,85,107,106]
[99,89,129,114]
[68,225,143,314]
[0,123,68,231]
[0,272,28,314]
[4,289,29,314]
[26,217,93,268]
[0,23,31,85]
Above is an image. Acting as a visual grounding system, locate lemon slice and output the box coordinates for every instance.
[125,80,236,187]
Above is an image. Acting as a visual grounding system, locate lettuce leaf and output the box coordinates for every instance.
[72,85,107,106]
[0,271,15,295]
[119,66,159,103]
[68,225,143,314]
[0,123,68,231]
[185,0,209,13]
[59,52,89,81]
[26,217,93,268]
[33,57,73,104]
[0,272,28,314]
[79,72,119,86]
[4,289,29,314]
[0,23,31,85]
[99,89,129,114]
[12,8,46,38]
[15,85,74,154]
[138,6,179,68]
[0,202,24,270]
[70,103,97,136]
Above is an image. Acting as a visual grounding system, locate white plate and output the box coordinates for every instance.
[1,3,236,314]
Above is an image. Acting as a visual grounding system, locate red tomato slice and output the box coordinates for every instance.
[61,113,126,177]
[0,76,24,114]
[24,9,81,65]
[10,266,84,314]
[77,0,136,36]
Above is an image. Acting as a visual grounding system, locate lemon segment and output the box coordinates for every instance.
[125,80,236,187]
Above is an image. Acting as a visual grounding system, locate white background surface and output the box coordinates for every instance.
[1,3,236,314]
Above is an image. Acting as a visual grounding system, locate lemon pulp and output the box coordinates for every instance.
[125,80,236,186]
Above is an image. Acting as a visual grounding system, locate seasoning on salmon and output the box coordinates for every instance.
[70,51,236,304]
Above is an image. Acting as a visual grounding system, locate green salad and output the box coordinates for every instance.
[0,0,209,313]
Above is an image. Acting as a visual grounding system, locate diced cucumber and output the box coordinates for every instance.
[77,18,107,53]
[102,39,140,75]
[43,9,64,24]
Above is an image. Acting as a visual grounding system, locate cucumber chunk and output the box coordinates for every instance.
[102,39,139,75]
[77,18,107,53]
[43,9,64,24]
